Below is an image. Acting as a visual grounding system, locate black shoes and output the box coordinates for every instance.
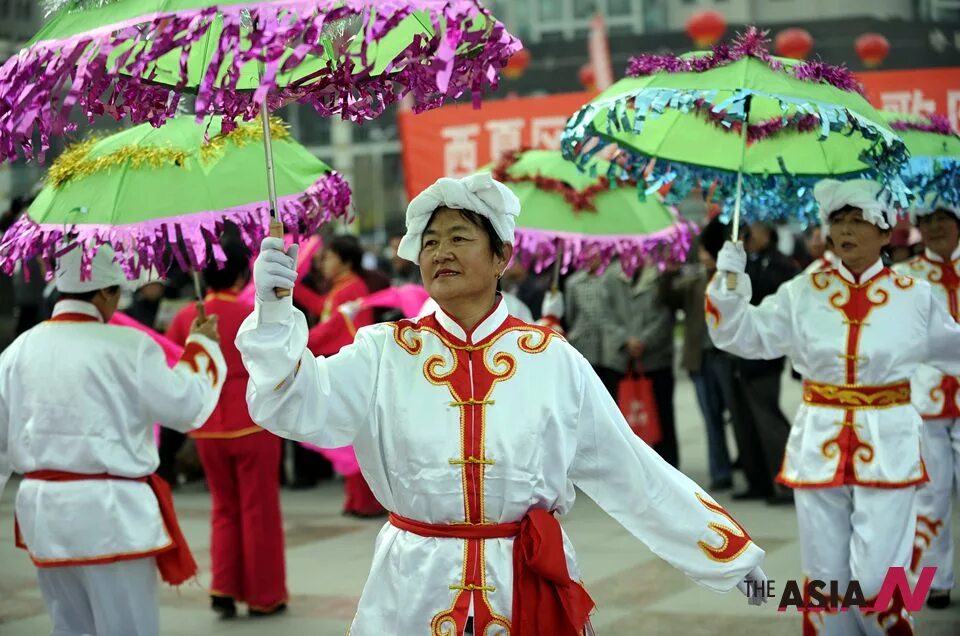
[210,595,237,619]
[732,490,767,501]
[710,478,734,491]
[927,589,951,609]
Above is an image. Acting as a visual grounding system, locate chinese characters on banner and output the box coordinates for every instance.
[858,67,960,126]
[398,69,960,200]
[397,92,594,198]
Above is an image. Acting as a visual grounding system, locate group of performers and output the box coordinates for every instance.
[0,171,958,636]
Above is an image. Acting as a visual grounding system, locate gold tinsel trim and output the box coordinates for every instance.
[46,117,291,189]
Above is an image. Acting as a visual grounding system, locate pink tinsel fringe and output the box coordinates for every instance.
[889,114,956,136]
[0,0,522,163]
[626,27,863,96]
[0,172,351,281]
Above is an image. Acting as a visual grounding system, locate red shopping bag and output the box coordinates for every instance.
[617,369,662,446]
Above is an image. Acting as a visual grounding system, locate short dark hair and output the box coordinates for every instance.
[828,205,892,231]
[327,234,364,274]
[202,241,250,291]
[60,285,121,302]
[699,217,730,261]
[423,207,505,259]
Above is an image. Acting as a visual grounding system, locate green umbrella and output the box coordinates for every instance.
[0,114,350,282]
[561,28,909,233]
[1,0,520,163]
[487,149,694,276]
[880,111,960,207]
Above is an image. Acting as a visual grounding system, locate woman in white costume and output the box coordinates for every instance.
[895,197,960,609]
[707,179,960,635]
[237,173,767,636]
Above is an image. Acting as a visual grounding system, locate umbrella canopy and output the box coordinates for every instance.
[488,149,694,275]
[561,28,910,226]
[881,112,960,207]
[0,0,521,162]
[0,114,350,279]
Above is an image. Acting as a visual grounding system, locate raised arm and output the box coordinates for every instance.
[235,238,380,447]
[138,329,227,434]
[706,242,795,360]
[569,354,765,593]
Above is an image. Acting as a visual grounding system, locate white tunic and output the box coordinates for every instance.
[894,246,960,420]
[707,259,960,488]
[0,300,225,564]
[236,295,764,635]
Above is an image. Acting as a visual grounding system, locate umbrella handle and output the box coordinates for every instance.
[269,220,292,299]
[551,239,563,292]
[191,270,207,321]
[725,95,751,291]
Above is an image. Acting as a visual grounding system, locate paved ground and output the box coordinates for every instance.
[2,373,959,635]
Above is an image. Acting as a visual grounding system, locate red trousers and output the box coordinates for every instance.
[343,473,385,516]
[196,432,287,610]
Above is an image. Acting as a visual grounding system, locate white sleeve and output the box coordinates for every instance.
[569,356,764,593]
[924,289,960,377]
[138,333,226,434]
[0,349,9,501]
[705,271,796,361]
[235,296,379,447]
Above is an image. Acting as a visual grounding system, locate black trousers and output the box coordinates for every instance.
[157,427,187,487]
[646,367,678,468]
[719,356,792,496]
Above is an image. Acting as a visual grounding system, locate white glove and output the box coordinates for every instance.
[541,290,564,319]
[737,565,769,606]
[254,237,300,302]
[716,241,747,275]
[338,299,364,320]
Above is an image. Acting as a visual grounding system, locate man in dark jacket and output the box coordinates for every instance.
[729,222,797,504]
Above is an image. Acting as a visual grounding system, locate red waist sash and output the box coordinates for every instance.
[19,471,196,585]
[389,510,594,636]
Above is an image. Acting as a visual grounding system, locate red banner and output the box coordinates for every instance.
[858,67,960,127]
[398,68,960,199]
[398,91,594,198]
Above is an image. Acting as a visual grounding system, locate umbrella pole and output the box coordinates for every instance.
[260,102,291,298]
[192,270,206,321]
[551,240,563,293]
[726,95,752,291]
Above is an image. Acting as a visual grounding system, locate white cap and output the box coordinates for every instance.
[909,192,960,225]
[814,179,895,233]
[55,243,127,293]
[397,173,520,262]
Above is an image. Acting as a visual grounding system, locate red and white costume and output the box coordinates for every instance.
[0,285,224,635]
[236,292,764,635]
[896,243,960,592]
[167,291,287,611]
[707,180,960,635]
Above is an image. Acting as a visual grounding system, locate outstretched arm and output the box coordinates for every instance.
[706,242,795,361]
[569,355,765,594]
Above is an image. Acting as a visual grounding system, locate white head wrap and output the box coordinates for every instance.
[55,244,126,293]
[397,173,520,262]
[908,192,960,225]
[814,179,895,233]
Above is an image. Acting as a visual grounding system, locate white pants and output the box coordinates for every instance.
[913,418,960,591]
[36,558,158,636]
[796,486,916,636]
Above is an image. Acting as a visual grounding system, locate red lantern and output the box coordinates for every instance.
[686,10,727,48]
[578,64,596,91]
[503,49,531,80]
[855,33,890,68]
[775,28,814,60]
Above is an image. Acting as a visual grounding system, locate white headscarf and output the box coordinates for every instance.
[55,243,126,293]
[397,173,520,263]
[908,192,960,225]
[814,179,894,233]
